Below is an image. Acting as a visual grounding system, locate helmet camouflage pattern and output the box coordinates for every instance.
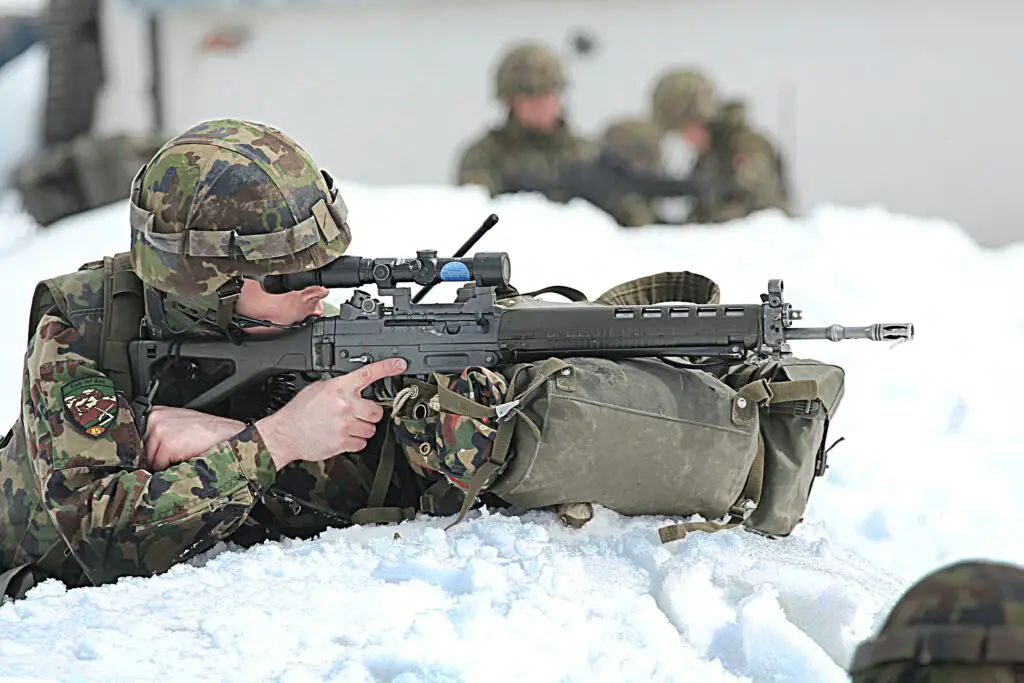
[848,560,1024,683]
[494,42,567,101]
[601,117,664,173]
[129,118,350,304]
[650,67,717,131]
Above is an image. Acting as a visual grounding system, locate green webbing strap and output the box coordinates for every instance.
[517,285,589,302]
[99,253,145,398]
[418,479,453,515]
[351,415,417,526]
[594,271,722,306]
[737,378,819,406]
[434,358,570,529]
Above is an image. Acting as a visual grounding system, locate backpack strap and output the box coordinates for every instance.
[25,254,144,399]
[98,253,145,398]
[349,425,418,526]
[25,274,78,344]
[0,539,69,605]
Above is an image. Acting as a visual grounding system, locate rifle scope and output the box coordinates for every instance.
[261,251,511,294]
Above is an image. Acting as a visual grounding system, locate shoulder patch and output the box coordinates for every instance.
[62,377,120,439]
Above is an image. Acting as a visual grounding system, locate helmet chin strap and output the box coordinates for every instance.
[215,277,242,329]
[158,278,316,339]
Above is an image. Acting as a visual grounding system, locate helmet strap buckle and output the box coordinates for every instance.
[215,277,243,329]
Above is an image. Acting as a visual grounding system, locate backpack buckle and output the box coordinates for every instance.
[494,399,520,422]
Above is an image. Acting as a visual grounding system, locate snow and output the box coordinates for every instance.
[1,174,1024,679]
[0,42,44,192]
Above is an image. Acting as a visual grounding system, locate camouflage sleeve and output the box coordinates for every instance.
[604,193,660,228]
[23,311,278,586]
[456,137,501,196]
[720,134,790,220]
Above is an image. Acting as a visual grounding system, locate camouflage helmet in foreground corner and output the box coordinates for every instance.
[650,68,717,131]
[601,117,664,173]
[848,560,1024,683]
[129,118,351,330]
[495,42,567,102]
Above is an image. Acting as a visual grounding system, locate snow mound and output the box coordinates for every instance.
[0,509,899,682]
[0,182,1021,682]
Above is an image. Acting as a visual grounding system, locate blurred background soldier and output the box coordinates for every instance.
[848,559,1024,682]
[597,116,665,227]
[454,41,596,203]
[650,67,791,224]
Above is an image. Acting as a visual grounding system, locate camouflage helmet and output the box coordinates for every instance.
[849,560,1024,683]
[129,118,350,330]
[650,68,717,131]
[494,42,567,102]
[600,117,664,173]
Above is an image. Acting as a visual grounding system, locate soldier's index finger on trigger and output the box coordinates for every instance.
[352,358,408,391]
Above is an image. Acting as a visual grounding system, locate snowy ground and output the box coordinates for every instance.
[0,179,1022,681]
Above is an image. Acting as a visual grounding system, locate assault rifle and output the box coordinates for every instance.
[502,149,731,208]
[128,217,914,410]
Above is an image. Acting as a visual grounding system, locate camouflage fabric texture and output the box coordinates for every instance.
[131,118,351,300]
[599,117,665,227]
[455,115,598,202]
[0,118,389,590]
[0,264,278,588]
[494,42,567,101]
[688,101,791,224]
[651,68,718,131]
[849,560,1024,683]
[392,367,510,492]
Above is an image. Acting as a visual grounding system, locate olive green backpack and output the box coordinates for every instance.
[389,271,846,542]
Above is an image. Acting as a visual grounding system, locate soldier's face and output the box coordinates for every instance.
[236,279,329,333]
[682,123,710,152]
[511,92,562,132]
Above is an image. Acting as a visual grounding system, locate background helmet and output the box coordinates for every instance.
[600,117,663,173]
[650,68,717,131]
[494,42,567,102]
[848,560,1024,683]
[129,118,350,330]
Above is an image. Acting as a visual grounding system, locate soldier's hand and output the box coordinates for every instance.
[256,358,408,469]
[144,407,247,472]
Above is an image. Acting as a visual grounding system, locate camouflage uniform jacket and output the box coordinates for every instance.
[456,115,597,202]
[689,104,791,224]
[0,263,428,588]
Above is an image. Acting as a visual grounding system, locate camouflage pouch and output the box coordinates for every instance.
[390,366,524,526]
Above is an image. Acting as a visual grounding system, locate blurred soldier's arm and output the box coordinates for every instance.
[21,308,278,586]
[456,137,501,196]
[715,132,791,222]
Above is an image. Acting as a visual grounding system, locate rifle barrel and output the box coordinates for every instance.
[786,323,914,342]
